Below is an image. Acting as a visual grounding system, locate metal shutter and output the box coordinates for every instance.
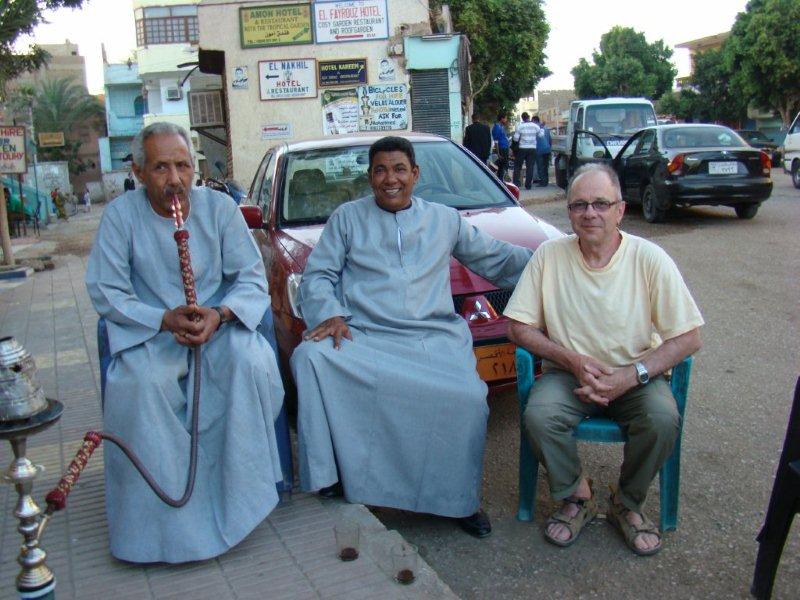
[410,69,450,138]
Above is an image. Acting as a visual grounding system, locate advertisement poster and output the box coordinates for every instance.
[318,59,367,87]
[321,89,359,135]
[0,125,26,174]
[259,59,317,100]
[357,84,407,131]
[314,0,389,44]
[240,4,313,48]
[231,66,249,89]
[261,123,293,140]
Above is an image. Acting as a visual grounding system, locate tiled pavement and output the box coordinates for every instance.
[0,248,458,599]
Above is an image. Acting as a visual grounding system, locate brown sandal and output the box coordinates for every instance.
[607,488,662,556]
[543,485,598,548]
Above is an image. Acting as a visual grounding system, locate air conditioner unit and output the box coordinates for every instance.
[166,87,182,101]
[189,90,224,127]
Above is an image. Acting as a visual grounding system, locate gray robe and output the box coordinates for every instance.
[86,188,284,563]
[291,196,531,518]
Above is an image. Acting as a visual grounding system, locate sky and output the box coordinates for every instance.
[18,0,750,95]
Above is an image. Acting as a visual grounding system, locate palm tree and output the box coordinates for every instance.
[8,77,106,174]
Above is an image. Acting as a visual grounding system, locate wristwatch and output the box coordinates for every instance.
[634,361,650,385]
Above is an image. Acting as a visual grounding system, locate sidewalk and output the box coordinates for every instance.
[0,213,458,599]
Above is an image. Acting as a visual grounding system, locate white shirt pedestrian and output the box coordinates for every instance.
[83,190,91,212]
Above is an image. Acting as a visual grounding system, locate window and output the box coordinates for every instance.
[133,95,146,116]
[635,130,656,155]
[136,5,198,46]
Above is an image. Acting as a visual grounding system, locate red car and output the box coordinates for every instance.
[239,133,562,399]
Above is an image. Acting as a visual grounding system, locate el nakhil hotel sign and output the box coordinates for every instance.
[0,126,27,174]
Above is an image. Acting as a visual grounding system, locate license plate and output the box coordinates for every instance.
[475,343,516,382]
[708,161,738,175]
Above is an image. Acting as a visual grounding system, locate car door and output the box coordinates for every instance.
[624,129,656,202]
[614,131,645,201]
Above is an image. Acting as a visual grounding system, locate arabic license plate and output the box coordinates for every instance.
[475,343,516,382]
[708,161,738,175]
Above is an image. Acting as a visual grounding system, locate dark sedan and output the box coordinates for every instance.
[736,129,782,165]
[610,124,773,222]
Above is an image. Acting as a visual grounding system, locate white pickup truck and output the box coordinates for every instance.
[782,111,800,188]
[552,97,658,188]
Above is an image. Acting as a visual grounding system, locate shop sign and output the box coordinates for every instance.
[240,4,313,48]
[318,59,367,87]
[259,59,318,100]
[314,0,389,44]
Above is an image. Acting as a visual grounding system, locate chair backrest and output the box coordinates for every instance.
[777,377,800,470]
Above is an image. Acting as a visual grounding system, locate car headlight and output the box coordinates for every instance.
[286,272,302,319]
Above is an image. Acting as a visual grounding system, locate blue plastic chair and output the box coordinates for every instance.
[97,307,294,496]
[515,347,692,532]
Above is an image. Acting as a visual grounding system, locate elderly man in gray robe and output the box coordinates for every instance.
[86,122,284,563]
[291,136,532,537]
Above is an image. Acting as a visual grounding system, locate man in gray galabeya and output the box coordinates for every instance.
[292,136,532,538]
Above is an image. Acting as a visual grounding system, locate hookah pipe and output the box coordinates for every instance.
[41,193,203,528]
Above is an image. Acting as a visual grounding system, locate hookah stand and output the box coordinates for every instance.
[0,336,63,600]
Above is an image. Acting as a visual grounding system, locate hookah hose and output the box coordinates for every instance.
[45,194,202,514]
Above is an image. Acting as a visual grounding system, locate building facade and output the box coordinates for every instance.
[99,62,145,173]
[134,0,221,175]
[197,0,467,184]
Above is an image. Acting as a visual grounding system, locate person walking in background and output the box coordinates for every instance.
[536,117,552,187]
[463,113,492,165]
[512,113,540,190]
[123,172,136,191]
[82,188,92,212]
[492,113,511,182]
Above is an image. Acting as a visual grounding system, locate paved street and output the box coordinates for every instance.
[376,170,800,599]
[0,172,797,599]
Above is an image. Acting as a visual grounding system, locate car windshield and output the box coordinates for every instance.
[280,140,514,223]
[662,126,747,149]
[585,104,657,136]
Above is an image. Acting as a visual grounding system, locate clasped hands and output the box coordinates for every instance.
[162,305,221,347]
[571,354,638,407]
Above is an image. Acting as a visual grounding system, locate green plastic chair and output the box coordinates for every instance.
[515,347,692,532]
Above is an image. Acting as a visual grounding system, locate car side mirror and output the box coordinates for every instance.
[240,205,264,229]
[504,181,520,199]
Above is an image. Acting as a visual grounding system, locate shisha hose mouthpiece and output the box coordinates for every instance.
[171,194,198,309]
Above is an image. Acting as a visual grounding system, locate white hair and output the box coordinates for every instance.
[567,162,622,203]
[131,122,194,167]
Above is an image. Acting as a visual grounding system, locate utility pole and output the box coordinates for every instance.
[0,185,14,266]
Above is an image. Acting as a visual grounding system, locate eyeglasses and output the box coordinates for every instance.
[567,200,620,214]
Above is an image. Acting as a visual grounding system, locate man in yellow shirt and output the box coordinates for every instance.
[504,163,703,556]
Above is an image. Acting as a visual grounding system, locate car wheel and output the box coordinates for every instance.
[642,184,667,223]
[555,164,567,189]
[792,161,800,189]
[734,203,760,219]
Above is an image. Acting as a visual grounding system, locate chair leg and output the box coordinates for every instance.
[659,434,682,532]
[751,487,799,599]
[518,430,539,521]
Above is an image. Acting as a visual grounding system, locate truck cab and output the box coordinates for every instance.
[782,111,800,188]
[552,97,657,188]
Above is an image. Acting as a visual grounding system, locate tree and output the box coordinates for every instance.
[7,77,105,175]
[432,0,550,117]
[0,0,86,99]
[727,0,800,126]
[687,47,747,125]
[656,89,697,122]
[572,27,677,100]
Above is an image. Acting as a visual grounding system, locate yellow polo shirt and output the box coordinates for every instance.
[504,231,704,369]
